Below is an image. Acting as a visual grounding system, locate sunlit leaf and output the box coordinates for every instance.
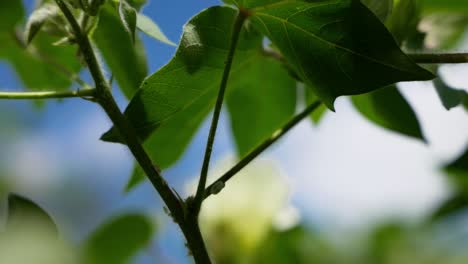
[386,0,422,45]
[352,85,425,141]
[24,3,61,44]
[82,214,154,264]
[421,0,468,13]
[101,6,262,143]
[0,0,24,32]
[249,0,434,109]
[226,56,296,156]
[119,0,138,42]
[93,2,147,98]
[137,13,175,46]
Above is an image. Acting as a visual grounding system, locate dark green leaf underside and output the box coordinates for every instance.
[352,85,425,141]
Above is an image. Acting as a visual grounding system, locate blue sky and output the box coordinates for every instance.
[1,1,468,263]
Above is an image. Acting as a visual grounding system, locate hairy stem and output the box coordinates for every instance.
[54,1,214,263]
[192,11,248,214]
[204,101,322,199]
[0,89,96,100]
[408,53,468,64]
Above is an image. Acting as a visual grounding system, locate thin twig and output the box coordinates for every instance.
[408,53,468,64]
[192,11,248,214]
[0,89,96,100]
[204,101,322,199]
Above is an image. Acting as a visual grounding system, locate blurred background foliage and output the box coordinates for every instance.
[0,0,468,263]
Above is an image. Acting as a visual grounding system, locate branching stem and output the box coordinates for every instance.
[204,101,322,200]
[193,10,248,214]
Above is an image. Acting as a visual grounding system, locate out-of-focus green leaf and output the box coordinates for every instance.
[125,164,145,192]
[24,3,60,45]
[137,13,175,46]
[386,0,422,45]
[93,3,147,98]
[7,194,58,236]
[0,32,80,91]
[0,0,24,32]
[433,77,467,110]
[352,85,425,141]
[101,6,262,142]
[422,14,468,50]
[444,147,468,191]
[430,193,468,222]
[119,0,138,42]
[82,214,154,264]
[305,86,327,124]
[252,226,337,264]
[226,56,296,157]
[361,0,393,22]
[421,0,468,13]
[249,0,434,109]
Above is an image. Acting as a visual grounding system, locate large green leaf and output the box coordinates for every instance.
[386,0,422,45]
[352,85,425,141]
[361,0,393,22]
[93,2,147,98]
[7,194,58,235]
[434,77,468,110]
[82,214,154,264]
[101,6,263,143]
[421,0,468,13]
[0,0,24,32]
[249,0,434,109]
[226,55,296,157]
[0,33,81,91]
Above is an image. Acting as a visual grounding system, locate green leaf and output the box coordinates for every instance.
[0,32,81,91]
[0,0,24,32]
[444,147,468,192]
[249,0,434,109]
[119,0,138,42]
[386,0,422,45]
[226,56,296,157]
[352,85,425,141]
[430,193,468,222]
[422,0,468,13]
[82,214,154,264]
[7,193,58,235]
[93,3,147,98]
[24,3,63,45]
[101,6,263,143]
[305,86,327,124]
[361,0,393,22]
[137,13,175,46]
[434,77,468,110]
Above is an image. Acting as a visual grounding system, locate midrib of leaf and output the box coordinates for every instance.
[134,52,259,132]
[253,4,421,76]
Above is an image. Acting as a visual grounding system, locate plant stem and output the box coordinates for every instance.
[54,1,212,263]
[0,89,96,100]
[204,101,322,199]
[408,53,468,64]
[192,11,248,214]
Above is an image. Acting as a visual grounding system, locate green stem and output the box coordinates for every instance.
[192,11,248,214]
[408,53,468,64]
[204,101,322,199]
[0,89,96,100]
[55,1,211,263]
